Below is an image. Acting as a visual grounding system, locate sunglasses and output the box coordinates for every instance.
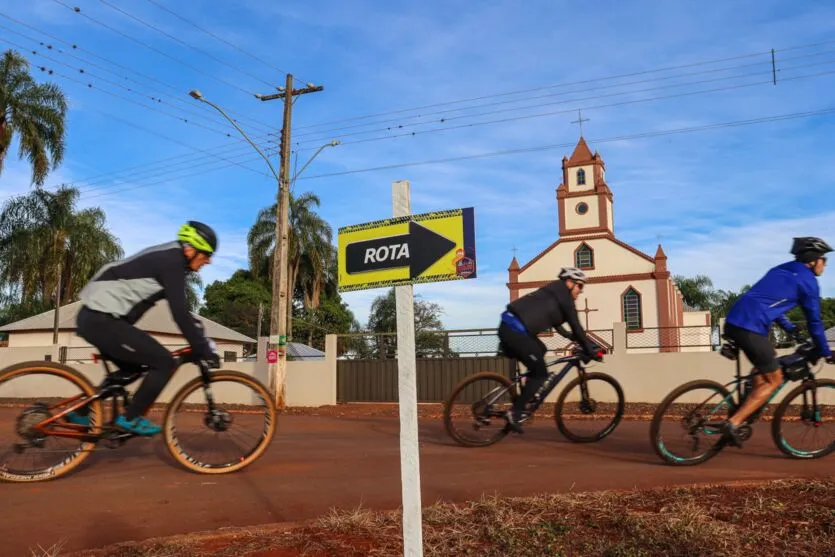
[573,281,585,291]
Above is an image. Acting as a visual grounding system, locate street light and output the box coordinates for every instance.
[189,89,280,182]
[291,140,340,186]
[188,89,338,408]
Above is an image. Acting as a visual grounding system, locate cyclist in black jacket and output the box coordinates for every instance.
[499,267,602,433]
[67,221,221,436]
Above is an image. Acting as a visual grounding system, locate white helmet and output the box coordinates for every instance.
[558,267,586,282]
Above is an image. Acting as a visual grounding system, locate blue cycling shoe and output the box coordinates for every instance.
[64,411,91,426]
[115,415,162,436]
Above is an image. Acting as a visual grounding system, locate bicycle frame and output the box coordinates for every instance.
[27,346,206,445]
[479,353,588,418]
[701,340,820,434]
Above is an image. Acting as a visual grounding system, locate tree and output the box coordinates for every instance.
[0,49,68,186]
[363,288,454,358]
[199,269,271,339]
[186,273,203,312]
[0,186,122,315]
[673,275,717,311]
[247,191,333,338]
[292,289,361,352]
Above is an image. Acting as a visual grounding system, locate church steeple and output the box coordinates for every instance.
[556,137,614,238]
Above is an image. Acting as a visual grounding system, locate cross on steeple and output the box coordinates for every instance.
[571,109,590,136]
[577,298,599,330]
[512,246,518,258]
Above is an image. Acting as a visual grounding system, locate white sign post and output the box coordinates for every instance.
[392,179,424,557]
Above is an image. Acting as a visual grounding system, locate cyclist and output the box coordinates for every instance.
[498,267,602,433]
[67,221,221,436]
[721,236,834,447]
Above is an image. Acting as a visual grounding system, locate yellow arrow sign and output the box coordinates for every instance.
[338,207,476,292]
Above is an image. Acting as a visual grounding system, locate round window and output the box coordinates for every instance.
[576,202,589,215]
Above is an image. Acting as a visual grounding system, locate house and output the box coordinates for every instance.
[507,137,713,353]
[0,300,255,363]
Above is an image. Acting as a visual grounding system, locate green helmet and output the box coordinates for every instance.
[177,220,218,254]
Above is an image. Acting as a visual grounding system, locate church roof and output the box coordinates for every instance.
[566,137,596,166]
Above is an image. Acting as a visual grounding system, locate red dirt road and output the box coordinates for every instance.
[1,414,832,556]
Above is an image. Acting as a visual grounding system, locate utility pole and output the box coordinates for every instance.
[256,302,264,341]
[257,74,323,409]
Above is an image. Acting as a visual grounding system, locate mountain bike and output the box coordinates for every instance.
[650,335,835,466]
[443,345,624,447]
[0,345,277,482]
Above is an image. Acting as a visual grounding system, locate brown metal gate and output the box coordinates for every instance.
[336,356,515,403]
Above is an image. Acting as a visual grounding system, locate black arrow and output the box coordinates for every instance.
[345,221,457,278]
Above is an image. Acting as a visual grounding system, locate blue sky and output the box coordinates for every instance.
[1,0,834,330]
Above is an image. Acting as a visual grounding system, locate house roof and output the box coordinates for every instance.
[287,342,326,359]
[0,301,255,343]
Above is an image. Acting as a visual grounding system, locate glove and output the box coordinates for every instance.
[582,344,604,363]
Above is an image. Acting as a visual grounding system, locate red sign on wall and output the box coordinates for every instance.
[267,349,278,363]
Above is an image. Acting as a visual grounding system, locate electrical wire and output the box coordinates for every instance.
[50,0,257,96]
[96,0,281,89]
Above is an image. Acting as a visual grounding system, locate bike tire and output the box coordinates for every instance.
[554,372,625,443]
[0,361,103,483]
[649,379,734,466]
[442,372,516,448]
[771,378,835,459]
[163,370,277,474]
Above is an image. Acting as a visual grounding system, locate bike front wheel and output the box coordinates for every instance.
[443,372,517,447]
[649,379,735,466]
[554,372,625,443]
[163,370,277,474]
[771,378,835,459]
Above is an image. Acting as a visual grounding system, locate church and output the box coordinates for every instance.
[506,137,712,353]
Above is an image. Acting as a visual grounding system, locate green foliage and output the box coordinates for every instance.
[199,269,271,340]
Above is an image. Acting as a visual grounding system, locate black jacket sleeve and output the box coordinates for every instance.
[159,266,211,358]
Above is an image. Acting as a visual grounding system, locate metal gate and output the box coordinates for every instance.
[336,356,515,403]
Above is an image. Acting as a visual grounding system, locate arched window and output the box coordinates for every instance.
[575,243,593,269]
[576,168,586,185]
[622,287,642,330]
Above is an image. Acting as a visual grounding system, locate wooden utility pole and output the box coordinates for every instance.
[257,74,323,408]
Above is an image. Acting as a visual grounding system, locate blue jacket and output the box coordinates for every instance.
[726,260,831,357]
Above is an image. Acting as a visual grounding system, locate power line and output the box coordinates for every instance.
[294,107,835,181]
[140,0,313,83]
[68,105,835,203]
[0,34,272,140]
[291,50,835,147]
[50,0,256,96]
[293,62,835,151]
[95,0,281,89]
[30,61,835,196]
[290,38,835,134]
[0,12,275,133]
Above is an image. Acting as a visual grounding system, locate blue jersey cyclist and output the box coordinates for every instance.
[721,236,833,447]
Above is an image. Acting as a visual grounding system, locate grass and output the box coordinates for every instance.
[62,478,835,557]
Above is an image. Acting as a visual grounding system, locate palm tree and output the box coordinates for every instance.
[248,191,334,338]
[186,272,203,312]
[0,49,68,186]
[673,274,717,311]
[0,186,123,311]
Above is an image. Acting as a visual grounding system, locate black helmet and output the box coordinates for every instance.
[790,237,832,263]
[177,220,218,254]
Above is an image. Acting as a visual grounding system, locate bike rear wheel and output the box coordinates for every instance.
[772,378,835,459]
[163,370,277,474]
[0,361,103,482]
[649,379,735,466]
[443,372,517,447]
[554,372,624,443]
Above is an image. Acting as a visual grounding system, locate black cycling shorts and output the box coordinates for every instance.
[723,322,780,374]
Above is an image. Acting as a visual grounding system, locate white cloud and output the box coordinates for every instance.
[665,211,835,297]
